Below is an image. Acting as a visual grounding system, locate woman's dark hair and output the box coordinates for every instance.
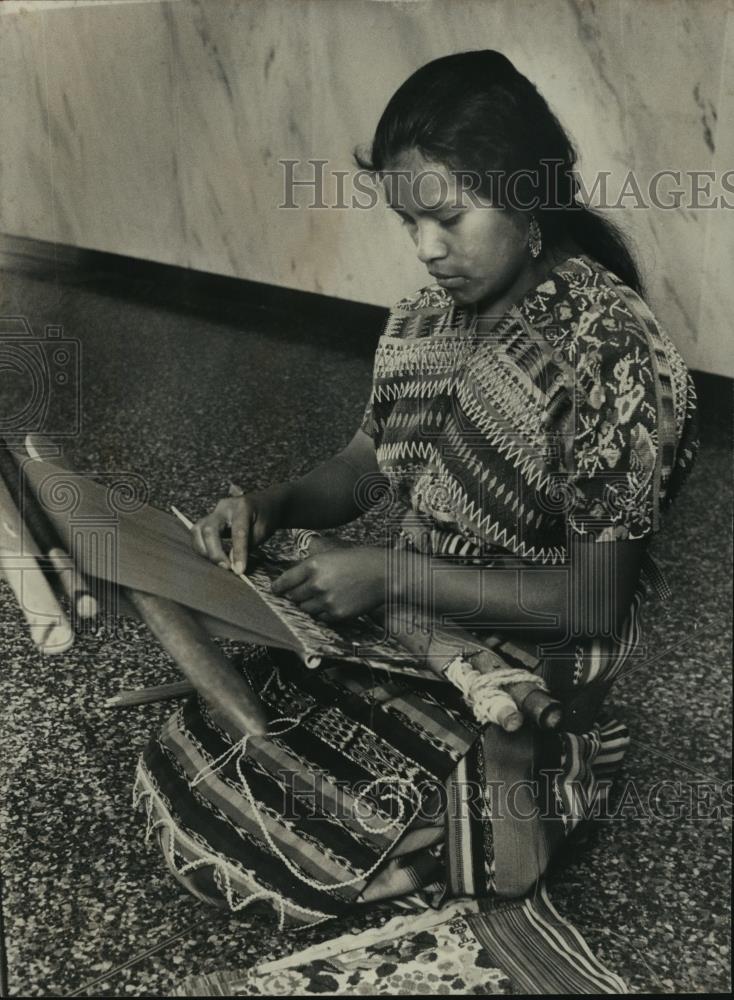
[355,50,644,296]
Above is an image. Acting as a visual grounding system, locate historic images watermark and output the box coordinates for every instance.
[277,770,733,825]
[0,316,81,438]
[278,159,734,211]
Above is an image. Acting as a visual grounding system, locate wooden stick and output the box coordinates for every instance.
[0,472,74,654]
[0,437,97,618]
[105,680,195,707]
[170,505,194,530]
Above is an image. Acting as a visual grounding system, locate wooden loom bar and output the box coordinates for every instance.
[0,466,74,654]
[0,437,98,619]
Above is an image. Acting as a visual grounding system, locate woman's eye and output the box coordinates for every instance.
[441,214,461,228]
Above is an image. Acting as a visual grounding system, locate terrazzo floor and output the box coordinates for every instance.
[0,267,731,996]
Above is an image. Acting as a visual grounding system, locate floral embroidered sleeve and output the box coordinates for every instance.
[561,313,661,542]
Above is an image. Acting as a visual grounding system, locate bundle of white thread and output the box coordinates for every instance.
[443,655,550,730]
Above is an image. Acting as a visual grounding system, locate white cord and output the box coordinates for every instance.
[190,717,422,893]
[444,655,548,725]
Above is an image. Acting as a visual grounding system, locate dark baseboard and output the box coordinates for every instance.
[1,234,731,428]
[0,232,388,357]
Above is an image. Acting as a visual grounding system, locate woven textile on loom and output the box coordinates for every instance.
[17,452,444,673]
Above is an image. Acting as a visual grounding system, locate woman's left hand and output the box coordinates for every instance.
[270,546,388,622]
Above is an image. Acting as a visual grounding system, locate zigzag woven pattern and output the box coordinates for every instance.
[362,254,699,565]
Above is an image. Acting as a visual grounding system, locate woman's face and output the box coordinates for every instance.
[383,148,532,311]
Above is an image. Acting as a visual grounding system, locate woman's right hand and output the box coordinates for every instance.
[191,488,284,575]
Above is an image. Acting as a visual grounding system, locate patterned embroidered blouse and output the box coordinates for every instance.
[360,254,698,562]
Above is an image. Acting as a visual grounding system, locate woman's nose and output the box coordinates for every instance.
[415,222,448,264]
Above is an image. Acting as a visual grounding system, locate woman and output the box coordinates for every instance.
[135,51,698,930]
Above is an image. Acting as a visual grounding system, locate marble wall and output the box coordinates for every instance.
[0,0,731,375]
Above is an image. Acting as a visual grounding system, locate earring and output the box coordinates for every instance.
[528,215,542,259]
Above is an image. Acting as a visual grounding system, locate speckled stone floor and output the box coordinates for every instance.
[0,268,731,996]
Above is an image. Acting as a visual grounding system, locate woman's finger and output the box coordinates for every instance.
[229,524,247,575]
[271,561,311,596]
[192,516,229,566]
[229,500,253,574]
[281,581,320,604]
[190,520,208,558]
[298,598,329,619]
[200,518,227,563]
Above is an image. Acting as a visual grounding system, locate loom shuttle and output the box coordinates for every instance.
[126,588,268,739]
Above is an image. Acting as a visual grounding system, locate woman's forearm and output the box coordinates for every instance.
[388,549,569,639]
[385,543,641,643]
[262,454,368,530]
[259,428,381,531]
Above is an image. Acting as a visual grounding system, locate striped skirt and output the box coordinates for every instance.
[134,646,629,929]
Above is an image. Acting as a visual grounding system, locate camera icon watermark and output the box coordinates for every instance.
[0,316,81,437]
